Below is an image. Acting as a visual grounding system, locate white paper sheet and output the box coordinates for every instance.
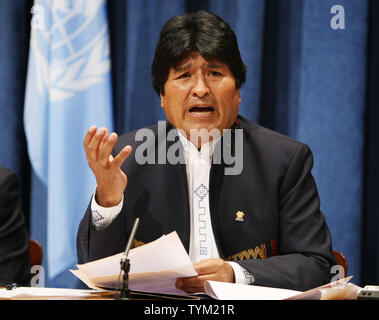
[0,287,106,299]
[204,276,360,300]
[71,231,198,295]
[204,281,301,300]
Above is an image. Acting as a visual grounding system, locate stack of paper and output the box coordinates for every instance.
[204,276,361,300]
[71,231,198,295]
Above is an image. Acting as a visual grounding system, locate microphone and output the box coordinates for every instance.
[117,217,140,300]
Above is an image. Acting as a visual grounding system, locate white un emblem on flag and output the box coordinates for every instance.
[30,0,111,102]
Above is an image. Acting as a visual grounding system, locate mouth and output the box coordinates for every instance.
[188,105,215,118]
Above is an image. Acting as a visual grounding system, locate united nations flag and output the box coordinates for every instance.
[24,0,114,282]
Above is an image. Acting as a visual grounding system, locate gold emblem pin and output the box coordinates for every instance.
[235,211,244,222]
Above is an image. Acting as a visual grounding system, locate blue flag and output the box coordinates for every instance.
[24,0,113,279]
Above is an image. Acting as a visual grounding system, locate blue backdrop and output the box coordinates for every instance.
[0,0,377,288]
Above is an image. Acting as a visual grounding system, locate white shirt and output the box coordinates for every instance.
[90,130,254,285]
[178,132,220,263]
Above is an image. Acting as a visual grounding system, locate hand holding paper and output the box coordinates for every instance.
[176,258,235,293]
[71,231,198,295]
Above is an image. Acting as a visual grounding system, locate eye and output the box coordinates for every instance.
[177,72,191,79]
[209,71,222,77]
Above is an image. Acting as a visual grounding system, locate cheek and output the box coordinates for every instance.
[167,82,189,96]
[216,87,240,127]
[217,86,240,113]
[161,86,186,124]
[163,84,188,108]
[216,77,238,100]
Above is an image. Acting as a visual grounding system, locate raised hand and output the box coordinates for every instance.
[84,126,132,207]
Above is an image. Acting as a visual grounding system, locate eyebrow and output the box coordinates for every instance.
[174,63,192,72]
[174,62,225,72]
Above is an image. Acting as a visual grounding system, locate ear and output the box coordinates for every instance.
[237,89,241,103]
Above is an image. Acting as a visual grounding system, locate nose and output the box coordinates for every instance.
[191,74,210,98]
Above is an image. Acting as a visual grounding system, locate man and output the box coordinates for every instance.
[77,10,335,292]
[0,166,31,286]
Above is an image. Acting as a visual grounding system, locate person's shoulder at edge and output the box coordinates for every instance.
[0,166,19,198]
[0,166,15,181]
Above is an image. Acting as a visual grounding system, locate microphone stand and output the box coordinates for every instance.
[117,217,139,300]
[115,217,197,300]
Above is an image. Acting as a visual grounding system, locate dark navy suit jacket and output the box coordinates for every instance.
[0,167,31,286]
[77,116,335,291]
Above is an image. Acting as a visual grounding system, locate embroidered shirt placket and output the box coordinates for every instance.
[179,133,220,263]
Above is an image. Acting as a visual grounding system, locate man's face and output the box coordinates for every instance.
[160,52,241,144]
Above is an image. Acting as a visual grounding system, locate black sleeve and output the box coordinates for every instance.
[236,144,336,291]
[0,168,32,286]
[76,197,126,264]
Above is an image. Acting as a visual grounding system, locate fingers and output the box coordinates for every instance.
[193,258,223,274]
[176,273,221,293]
[112,145,132,168]
[84,125,97,148]
[84,125,132,178]
[85,126,108,162]
[175,271,225,293]
[175,277,204,293]
[176,259,235,293]
[175,260,216,292]
[97,132,118,164]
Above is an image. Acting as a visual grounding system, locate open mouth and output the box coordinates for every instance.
[189,106,214,114]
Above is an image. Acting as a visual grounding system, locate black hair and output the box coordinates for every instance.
[151,10,247,96]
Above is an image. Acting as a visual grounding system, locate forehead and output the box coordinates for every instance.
[173,52,226,70]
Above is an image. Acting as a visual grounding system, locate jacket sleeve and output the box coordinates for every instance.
[76,197,126,264]
[236,144,336,291]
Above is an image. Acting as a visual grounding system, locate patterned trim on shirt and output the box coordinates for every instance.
[91,210,104,223]
[193,183,210,255]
